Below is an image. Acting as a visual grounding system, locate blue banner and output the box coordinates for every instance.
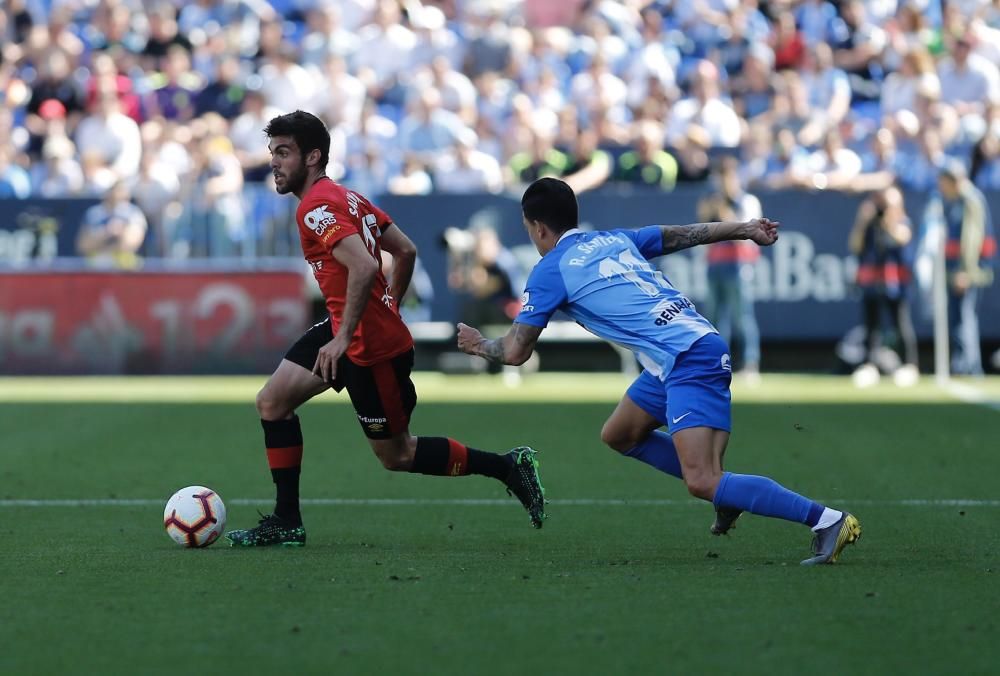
[3,188,999,340]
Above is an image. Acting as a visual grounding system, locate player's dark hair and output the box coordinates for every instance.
[521,178,578,234]
[264,110,330,171]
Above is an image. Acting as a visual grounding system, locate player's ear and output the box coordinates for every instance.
[305,148,322,168]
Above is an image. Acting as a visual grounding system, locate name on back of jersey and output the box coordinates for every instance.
[568,233,629,266]
[650,296,695,326]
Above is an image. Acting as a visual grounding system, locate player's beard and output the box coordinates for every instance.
[274,159,307,195]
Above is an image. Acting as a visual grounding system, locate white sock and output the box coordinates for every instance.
[811,508,843,532]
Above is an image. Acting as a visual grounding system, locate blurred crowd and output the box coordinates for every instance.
[2,0,1000,258]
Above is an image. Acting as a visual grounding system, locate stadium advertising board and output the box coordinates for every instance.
[0,271,306,374]
[378,188,1000,340]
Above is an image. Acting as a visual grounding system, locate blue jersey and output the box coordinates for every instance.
[516,226,717,379]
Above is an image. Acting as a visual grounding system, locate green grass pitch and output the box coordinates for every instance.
[1,374,998,675]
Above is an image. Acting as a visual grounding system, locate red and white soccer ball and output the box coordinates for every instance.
[163,486,227,548]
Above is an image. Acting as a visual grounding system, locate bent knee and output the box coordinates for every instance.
[374,439,416,471]
[378,454,411,471]
[685,474,720,501]
[256,388,292,420]
[601,422,639,453]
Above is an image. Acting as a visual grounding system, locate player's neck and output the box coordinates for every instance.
[294,171,328,200]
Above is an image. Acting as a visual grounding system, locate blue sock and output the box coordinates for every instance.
[713,472,825,526]
[623,430,683,479]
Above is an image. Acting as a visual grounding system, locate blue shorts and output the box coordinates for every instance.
[626,333,732,434]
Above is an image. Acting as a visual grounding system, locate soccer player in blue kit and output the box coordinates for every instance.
[457,178,861,565]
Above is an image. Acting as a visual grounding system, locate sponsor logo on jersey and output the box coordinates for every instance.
[520,291,534,312]
[304,204,337,236]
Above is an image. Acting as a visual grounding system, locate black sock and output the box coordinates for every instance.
[262,417,303,525]
[467,448,513,481]
[411,437,513,480]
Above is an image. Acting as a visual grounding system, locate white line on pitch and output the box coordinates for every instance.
[943,381,1000,413]
[0,498,998,507]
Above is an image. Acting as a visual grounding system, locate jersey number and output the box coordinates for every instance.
[597,250,671,297]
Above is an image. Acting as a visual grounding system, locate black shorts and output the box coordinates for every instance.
[284,318,417,440]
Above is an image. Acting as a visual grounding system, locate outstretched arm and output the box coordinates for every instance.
[659,218,780,254]
[457,322,543,366]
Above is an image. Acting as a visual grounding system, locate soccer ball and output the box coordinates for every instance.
[163,486,227,548]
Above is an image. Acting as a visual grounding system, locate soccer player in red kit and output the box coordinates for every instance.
[226,111,545,546]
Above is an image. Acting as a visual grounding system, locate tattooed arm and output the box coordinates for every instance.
[659,218,780,254]
[456,322,543,366]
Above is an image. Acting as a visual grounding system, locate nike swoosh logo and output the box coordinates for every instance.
[672,412,692,424]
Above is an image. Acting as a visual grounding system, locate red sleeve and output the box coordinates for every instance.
[372,203,394,233]
[300,196,358,249]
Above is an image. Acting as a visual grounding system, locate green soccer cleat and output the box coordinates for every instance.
[226,513,307,547]
[504,446,546,529]
[800,512,861,565]
[710,507,743,536]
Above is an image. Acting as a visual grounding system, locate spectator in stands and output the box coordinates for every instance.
[387,153,433,195]
[398,87,469,162]
[355,0,416,98]
[446,222,522,327]
[463,3,513,78]
[0,143,30,198]
[831,0,888,104]
[848,185,919,387]
[881,47,940,122]
[230,89,280,183]
[569,52,628,127]
[730,44,777,121]
[789,129,863,190]
[771,11,805,71]
[624,8,677,110]
[133,148,181,258]
[345,144,390,198]
[25,50,84,135]
[666,60,741,150]
[937,34,1000,139]
[508,125,568,186]
[800,42,852,143]
[300,4,359,67]
[85,51,141,123]
[700,157,762,378]
[423,56,478,126]
[30,135,82,197]
[141,4,192,68]
[616,120,677,191]
[182,126,245,257]
[144,45,201,122]
[434,135,504,194]
[311,54,366,132]
[259,45,317,114]
[195,55,246,120]
[87,2,142,54]
[348,97,398,166]
[852,126,898,192]
[971,103,1000,190]
[75,88,141,187]
[76,179,147,268]
[410,3,463,70]
[562,128,612,194]
[924,161,996,376]
[795,0,843,46]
